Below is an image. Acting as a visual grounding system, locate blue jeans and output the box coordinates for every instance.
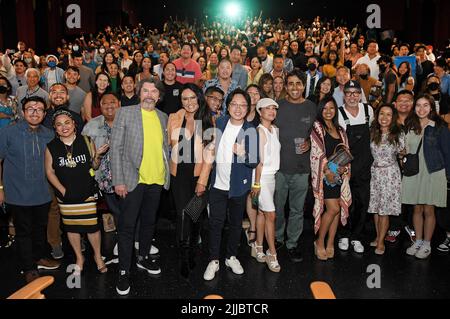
[274,172,309,250]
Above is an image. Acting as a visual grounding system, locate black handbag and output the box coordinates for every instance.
[402,138,423,177]
[183,193,208,223]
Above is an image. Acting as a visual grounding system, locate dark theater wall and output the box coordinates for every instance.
[1,0,449,53]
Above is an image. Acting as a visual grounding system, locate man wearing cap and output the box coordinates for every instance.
[72,51,95,93]
[42,55,65,92]
[0,96,60,283]
[275,70,317,263]
[337,80,374,254]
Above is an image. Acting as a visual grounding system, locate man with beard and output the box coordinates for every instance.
[111,78,170,296]
[43,83,84,131]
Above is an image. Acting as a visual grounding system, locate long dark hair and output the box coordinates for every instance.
[92,72,111,110]
[370,103,402,146]
[180,83,213,146]
[313,76,333,103]
[405,93,445,134]
[316,96,342,132]
[398,61,412,87]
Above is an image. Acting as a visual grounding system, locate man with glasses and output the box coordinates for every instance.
[200,88,259,281]
[0,96,60,284]
[337,80,374,254]
[205,86,225,122]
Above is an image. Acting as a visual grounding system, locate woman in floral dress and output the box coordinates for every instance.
[368,104,405,255]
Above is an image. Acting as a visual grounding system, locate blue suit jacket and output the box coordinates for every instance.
[209,115,260,198]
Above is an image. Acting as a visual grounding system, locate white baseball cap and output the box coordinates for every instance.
[256,98,279,115]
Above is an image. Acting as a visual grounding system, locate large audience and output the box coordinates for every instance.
[0,14,449,296]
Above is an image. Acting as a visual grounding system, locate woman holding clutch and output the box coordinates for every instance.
[167,83,213,277]
[310,96,351,261]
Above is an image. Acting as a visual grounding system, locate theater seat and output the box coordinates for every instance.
[310,281,336,299]
[7,276,54,299]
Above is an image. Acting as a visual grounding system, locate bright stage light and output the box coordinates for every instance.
[225,3,241,19]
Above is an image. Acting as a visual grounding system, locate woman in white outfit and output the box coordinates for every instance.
[250,98,282,273]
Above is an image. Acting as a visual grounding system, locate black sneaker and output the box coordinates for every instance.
[437,237,450,252]
[136,256,161,275]
[288,248,303,263]
[116,270,130,296]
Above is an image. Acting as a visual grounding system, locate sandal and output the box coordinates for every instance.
[94,256,108,274]
[251,244,266,263]
[266,250,281,273]
[245,229,257,247]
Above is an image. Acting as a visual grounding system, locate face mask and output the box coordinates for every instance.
[24,58,32,64]
[84,53,91,60]
[200,46,204,51]
[48,61,57,68]
[427,82,440,91]
[72,45,80,52]
[360,74,369,80]
[0,86,8,94]
[379,64,387,73]
[99,48,106,54]
[308,63,317,71]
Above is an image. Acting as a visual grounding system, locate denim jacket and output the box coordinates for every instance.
[209,116,260,198]
[423,122,450,176]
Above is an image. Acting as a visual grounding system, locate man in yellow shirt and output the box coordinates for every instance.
[111,78,170,296]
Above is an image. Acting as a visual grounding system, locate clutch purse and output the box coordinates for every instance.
[183,193,208,223]
[324,143,353,187]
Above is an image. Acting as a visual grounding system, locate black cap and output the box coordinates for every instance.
[72,50,83,58]
[344,80,362,92]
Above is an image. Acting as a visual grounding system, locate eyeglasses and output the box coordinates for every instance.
[206,95,223,103]
[344,91,361,97]
[229,102,247,109]
[25,108,45,115]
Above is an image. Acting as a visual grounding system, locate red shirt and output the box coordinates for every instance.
[173,58,202,84]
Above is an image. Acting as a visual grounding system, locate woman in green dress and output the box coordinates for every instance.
[402,94,449,259]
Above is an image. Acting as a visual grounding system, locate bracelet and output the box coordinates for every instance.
[252,184,261,189]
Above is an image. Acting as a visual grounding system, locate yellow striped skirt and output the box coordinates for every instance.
[58,197,99,233]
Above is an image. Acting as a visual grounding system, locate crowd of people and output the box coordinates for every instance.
[0,14,449,297]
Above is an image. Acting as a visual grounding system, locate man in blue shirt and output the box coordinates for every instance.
[0,96,60,283]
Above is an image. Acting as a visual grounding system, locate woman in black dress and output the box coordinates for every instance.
[45,110,109,274]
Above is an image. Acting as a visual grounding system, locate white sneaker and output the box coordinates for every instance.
[203,260,220,281]
[415,245,431,259]
[113,243,118,256]
[351,240,364,253]
[406,241,422,256]
[134,242,159,255]
[225,256,244,275]
[338,238,349,251]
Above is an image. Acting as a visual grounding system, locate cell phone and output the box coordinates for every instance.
[9,49,16,54]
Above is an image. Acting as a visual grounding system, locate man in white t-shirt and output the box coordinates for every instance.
[353,40,381,80]
[337,80,374,255]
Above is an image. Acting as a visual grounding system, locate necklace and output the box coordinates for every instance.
[63,136,77,168]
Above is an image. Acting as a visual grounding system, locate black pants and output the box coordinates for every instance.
[340,174,370,241]
[8,202,51,272]
[171,174,200,247]
[208,188,247,261]
[118,184,162,272]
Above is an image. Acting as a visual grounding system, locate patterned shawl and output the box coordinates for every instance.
[310,121,352,234]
